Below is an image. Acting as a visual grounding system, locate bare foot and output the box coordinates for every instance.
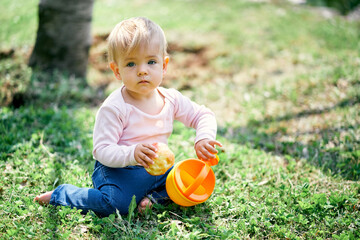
[34,191,54,205]
[138,197,153,213]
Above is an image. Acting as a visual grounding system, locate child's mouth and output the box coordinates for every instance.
[139,76,151,83]
[139,80,149,84]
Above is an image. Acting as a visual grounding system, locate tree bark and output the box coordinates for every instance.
[29,0,94,79]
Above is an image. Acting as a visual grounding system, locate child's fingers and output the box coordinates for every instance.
[204,144,218,154]
[209,140,223,148]
[144,143,157,152]
[204,151,216,159]
[204,140,222,154]
[136,152,155,168]
[142,145,158,159]
[200,140,223,160]
[197,146,216,160]
[196,150,208,160]
[143,152,156,165]
[136,158,149,168]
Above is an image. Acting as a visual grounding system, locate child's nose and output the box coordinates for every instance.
[137,71,147,76]
[137,64,148,76]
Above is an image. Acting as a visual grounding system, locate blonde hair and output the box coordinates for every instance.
[107,17,168,64]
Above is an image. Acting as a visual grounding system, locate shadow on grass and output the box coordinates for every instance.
[0,104,95,193]
[262,95,360,123]
[219,95,360,180]
[0,103,103,236]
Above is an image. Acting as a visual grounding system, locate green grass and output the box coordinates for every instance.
[1,0,360,239]
[0,0,38,50]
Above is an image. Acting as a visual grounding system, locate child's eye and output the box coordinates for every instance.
[126,62,135,67]
[148,60,156,65]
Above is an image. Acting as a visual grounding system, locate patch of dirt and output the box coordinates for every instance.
[88,34,112,88]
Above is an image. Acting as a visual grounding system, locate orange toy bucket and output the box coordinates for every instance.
[166,155,219,206]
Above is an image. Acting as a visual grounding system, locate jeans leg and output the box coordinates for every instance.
[49,162,174,217]
[92,162,156,215]
[147,166,173,204]
[147,188,170,205]
[50,184,116,217]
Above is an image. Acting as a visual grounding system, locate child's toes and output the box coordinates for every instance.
[34,191,53,205]
[138,197,152,213]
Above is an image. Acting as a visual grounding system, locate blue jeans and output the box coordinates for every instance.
[50,161,173,217]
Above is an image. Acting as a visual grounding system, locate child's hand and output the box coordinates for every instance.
[195,139,222,161]
[134,144,157,168]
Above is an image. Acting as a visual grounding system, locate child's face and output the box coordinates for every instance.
[110,40,169,98]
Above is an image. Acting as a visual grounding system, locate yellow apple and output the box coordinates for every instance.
[146,142,175,176]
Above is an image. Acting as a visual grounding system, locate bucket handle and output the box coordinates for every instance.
[201,154,219,166]
[183,164,210,197]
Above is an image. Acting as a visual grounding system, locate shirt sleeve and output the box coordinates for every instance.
[92,105,138,168]
[171,89,217,143]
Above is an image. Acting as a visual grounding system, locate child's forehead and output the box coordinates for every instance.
[124,39,163,58]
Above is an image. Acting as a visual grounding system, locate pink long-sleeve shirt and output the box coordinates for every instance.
[92,86,217,168]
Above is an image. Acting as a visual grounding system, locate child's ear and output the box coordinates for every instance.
[163,56,169,74]
[110,62,122,80]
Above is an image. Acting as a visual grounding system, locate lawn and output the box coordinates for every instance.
[1,0,359,239]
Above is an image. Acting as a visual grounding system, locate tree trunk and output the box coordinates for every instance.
[29,0,94,79]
